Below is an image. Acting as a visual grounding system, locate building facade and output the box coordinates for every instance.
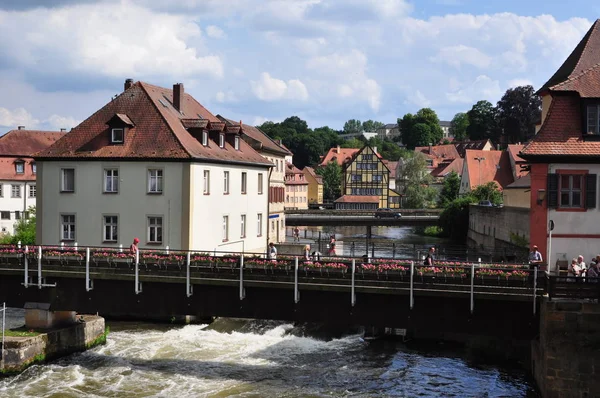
[218,117,291,244]
[341,145,400,209]
[285,163,308,210]
[376,124,400,140]
[521,19,600,271]
[302,166,323,205]
[36,80,272,254]
[0,128,64,235]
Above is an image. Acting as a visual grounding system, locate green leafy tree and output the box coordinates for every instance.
[437,171,461,208]
[471,182,503,205]
[340,138,364,148]
[0,207,36,245]
[398,108,444,149]
[496,85,541,144]
[466,100,499,142]
[316,161,342,202]
[396,152,436,208]
[438,196,476,242]
[343,119,362,134]
[362,120,384,132]
[449,112,469,141]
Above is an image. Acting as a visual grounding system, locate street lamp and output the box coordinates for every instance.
[474,157,486,187]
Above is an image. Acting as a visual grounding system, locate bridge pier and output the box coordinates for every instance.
[531,299,600,397]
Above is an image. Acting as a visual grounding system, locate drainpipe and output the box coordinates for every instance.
[23,181,27,220]
[266,166,273,248]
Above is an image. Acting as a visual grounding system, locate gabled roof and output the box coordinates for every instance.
[0,129,65,157]
[415,144,459,159]
[36,81,272,167]
[319,147,360,167]
[464,149,514,190]
[334,195,379,203]
[520,93,600,158]
[548,63,600,97]
[507,144,528,178]
[454,139,491,158]
[217,115,291,157]
[303,166,323,184]
[0,157,36,181]
[431,158,463,178]
[505,173,531,189]
[383,160,398,179]
[539,19,600,93]
[439,121,451,127]
[382,124,398,129]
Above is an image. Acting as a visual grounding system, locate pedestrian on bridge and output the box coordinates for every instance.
[130,237,140,255]
[268,242,277,260]
[294,227,300,242]
[424,247,435,266]
[528,245,543,270]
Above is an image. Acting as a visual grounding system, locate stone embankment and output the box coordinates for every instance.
[1,315,106,375]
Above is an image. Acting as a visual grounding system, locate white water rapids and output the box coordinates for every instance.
[1,313,538,397]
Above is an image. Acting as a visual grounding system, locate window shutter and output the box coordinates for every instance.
[547,173,558,208]
[586,174,597,209]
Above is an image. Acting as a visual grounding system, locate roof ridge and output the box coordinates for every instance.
[138,82,191,158]
[572,19,600,79]
[551,61,600,90]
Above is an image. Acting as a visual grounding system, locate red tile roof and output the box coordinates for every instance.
[36,81,272,167]
[415,144,459,159]
[334,195,379,203]
[217,116,291,157]
[431,158,463,178]
[303,166,323,184]
[520,94,600,157]
[383,160,398,179]
[319,147,360,167]
[539,19,600,93]
[0,129,65,157]
[464,149,514,190]
[453,140,492,158]
[0,158,36,181]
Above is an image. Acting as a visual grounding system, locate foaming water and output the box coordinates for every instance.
[0,318,539,397]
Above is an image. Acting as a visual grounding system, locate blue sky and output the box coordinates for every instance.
[0,0,595,131]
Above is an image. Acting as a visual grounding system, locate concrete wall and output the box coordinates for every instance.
[532,300,600,398]
[189,163,268,254]
[468,205,529,252]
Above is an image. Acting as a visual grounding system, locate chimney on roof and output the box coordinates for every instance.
[124,78,134,91]
[173,83,184,112]
[429,143,432,154]
[60,128,66,132]
[336,145,340,154]
[18,126,25,130]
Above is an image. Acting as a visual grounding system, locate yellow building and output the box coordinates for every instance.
[302,166,323,205]
[340,145,401,209]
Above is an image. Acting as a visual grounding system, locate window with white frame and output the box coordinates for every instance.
[148,169,163,193]
[219,133,225,148]
[224,171,229,194]
[111,128,124,143]
[240,214,246,238]
[234,136,240,150]
[61,168,75,192]
[257,213,263,236]
[61,214,75,241]
[104,169,119,193]
[204,170,210,194]
[202,131,208,146]
[29,185,36,198]
[15,162,24,174]
[222,215,229,241]
[148,216,163,243]
[103,215,118,242]
[241,172,247,194]
[11,185,20,198]
[258,173,263,194]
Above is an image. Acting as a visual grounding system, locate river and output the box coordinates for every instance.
[1,309,539,397]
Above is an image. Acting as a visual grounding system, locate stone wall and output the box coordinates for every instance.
[467,205,529,255]
[532,300,600,398]
[1,315,105,373]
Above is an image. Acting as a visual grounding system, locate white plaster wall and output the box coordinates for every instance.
[0,181,36,234]
[459,160,471,195]
[37,161,184,249]
[189,163,268,254]
[546,163,600,266]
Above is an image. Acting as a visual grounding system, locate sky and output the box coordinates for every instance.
[0,0,597,132]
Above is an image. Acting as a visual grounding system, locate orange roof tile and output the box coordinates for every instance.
[0,129,65,157]
[319,147,360,167]
[0,158,37,181]
[464,149,514,190]
[415,144,459,159]
[431,158,463,178]
[218,116,291,157]
[334,195,379,203]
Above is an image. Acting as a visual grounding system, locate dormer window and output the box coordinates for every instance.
[219,133,225,148]
[32,163,36,174]
[586,104,600,134]
[111,128,124,143]
[15,161,24,174]
[234,136,240,150]
[202,131,208,146]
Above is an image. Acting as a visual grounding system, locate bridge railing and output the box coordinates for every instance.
[547,275,600,301]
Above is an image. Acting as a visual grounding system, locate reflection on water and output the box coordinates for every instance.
[0,314,539,397]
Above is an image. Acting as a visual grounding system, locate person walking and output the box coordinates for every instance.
[293,227,300,242]
[528,245,543,269]
[268,242,277,260]
[130,237,140,255]
[424,247,435,266]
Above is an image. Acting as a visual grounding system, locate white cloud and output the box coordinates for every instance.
[45,114,80,130]
[434,45,492,69]
[0,3,224,79]
[206,25,226,39]
[507,78,534,88]
[251,72,309,101]
[0,107,39,128]
[215,90,238,103]
[252,116,271,126]
[446,75,502,104]
[406,90,432,108]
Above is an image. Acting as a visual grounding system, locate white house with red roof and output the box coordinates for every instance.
[520,19,600,271]
[35,80,273,253]
[0,127,64,235]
